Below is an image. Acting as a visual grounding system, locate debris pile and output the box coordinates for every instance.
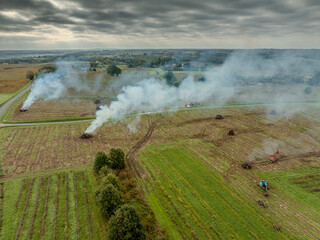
[80,133,91,139]
[241,162,252,169]
[270,109,277,115]
[215,114,224,119]
[257,199,268,208]
[228,129,235,136]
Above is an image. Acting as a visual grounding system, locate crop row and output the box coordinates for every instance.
[139,143,297,239]
[0,122,144,176]
[0,169,106,240]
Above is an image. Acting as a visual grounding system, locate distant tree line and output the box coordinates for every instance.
[25,64,57,81]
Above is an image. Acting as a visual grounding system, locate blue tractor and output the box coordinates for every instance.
[258,180,269,197]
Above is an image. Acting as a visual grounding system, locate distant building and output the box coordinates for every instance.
[2,63,8,65]
[184,102,194,108]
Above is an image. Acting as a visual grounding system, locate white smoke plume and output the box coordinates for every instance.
[85,71,235,134]
[247,138,280,162]
[21,60,91,110]
[85,49,320,134]
[127,115,141,133]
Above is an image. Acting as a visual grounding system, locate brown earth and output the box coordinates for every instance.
[1,106,320,179]
[0,64,44,93]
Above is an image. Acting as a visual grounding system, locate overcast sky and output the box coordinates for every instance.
[0,0,319,50]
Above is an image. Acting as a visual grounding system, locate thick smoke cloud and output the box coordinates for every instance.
[84,74,232,134]
[85,50,320,134]
[22,60,91,110]
[22,68,67,110]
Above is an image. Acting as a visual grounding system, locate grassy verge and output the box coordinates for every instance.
[2,116,95,124]
[0,81,32,107]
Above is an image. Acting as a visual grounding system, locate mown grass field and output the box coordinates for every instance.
[0,169,107,240]
[139,143,295,239]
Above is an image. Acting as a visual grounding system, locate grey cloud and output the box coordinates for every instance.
[0,0,320,48]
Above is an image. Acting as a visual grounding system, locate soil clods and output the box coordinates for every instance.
[215,114,224,119]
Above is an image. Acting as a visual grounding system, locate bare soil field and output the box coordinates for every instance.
[0,64,43,93]
[1,104,320,177]
[0,119,150,177]
[11,98,97,121]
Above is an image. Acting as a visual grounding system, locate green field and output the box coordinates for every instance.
[138,142,320,239]
[0,169,107,240]
[1,62,320,239]
[1,104,320,239]
[139,142,296,239]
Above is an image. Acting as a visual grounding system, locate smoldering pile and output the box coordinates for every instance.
[228,129,235,136]
[241,161,252,169]
[215,114,224,119]
[80,132,91,139]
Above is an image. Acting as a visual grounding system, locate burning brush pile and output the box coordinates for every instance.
[80,132,91,139]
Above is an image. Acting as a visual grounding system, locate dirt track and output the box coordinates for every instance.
[126,115,161,179]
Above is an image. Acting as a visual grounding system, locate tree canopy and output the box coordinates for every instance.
[93,151,109,173]
[97,184,123,219]
[164,70,177,86]
[108,204,146,240]
[107,64,122,76]
[26,71,35,80]
[109,148,125,169]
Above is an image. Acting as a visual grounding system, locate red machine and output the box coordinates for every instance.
[269,149,279,163]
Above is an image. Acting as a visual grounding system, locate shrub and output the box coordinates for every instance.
[94,151,109,174]
[304,87,312,95]
[107,64,122,76]
[97,184,123,218]
[109,148,125,169]
[101,173,121,191]
[164,71,177,86]
[108,204,146,240]
[99,166,110,176]
[26,71,34,80]
[38,65,56,74]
